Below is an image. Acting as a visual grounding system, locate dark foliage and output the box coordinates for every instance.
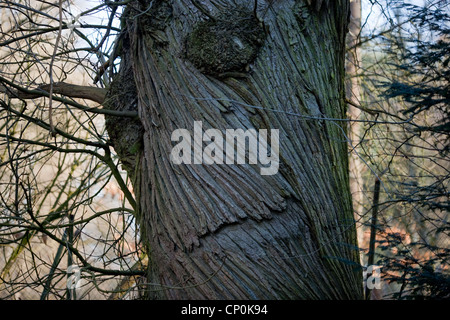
[376,3,450,300]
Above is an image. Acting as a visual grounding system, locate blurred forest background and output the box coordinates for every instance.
[0,0,448,299]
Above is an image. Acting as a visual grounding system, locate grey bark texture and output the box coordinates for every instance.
[107,0,363,299]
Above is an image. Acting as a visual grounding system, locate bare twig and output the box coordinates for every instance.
[48,0,64,137]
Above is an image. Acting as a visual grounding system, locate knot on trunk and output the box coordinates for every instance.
[104,65,144,175]
[185,6,265,77]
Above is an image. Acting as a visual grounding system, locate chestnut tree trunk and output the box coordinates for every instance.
[106,0,363,299]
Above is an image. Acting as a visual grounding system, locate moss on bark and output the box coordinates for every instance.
[185,6,265,76]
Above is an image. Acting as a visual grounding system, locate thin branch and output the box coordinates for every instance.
[0,76,136,117]
[47,0,64,137]
[4,82,107,105]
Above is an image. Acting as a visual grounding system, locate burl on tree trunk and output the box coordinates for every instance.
[106,0,363,299]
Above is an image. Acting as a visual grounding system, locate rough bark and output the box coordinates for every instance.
[108,0,363,299]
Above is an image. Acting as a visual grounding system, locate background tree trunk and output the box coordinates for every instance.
[108,0,363,299]
[346,0,364,223]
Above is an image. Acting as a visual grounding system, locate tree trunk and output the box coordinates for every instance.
[107,0,363,299]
